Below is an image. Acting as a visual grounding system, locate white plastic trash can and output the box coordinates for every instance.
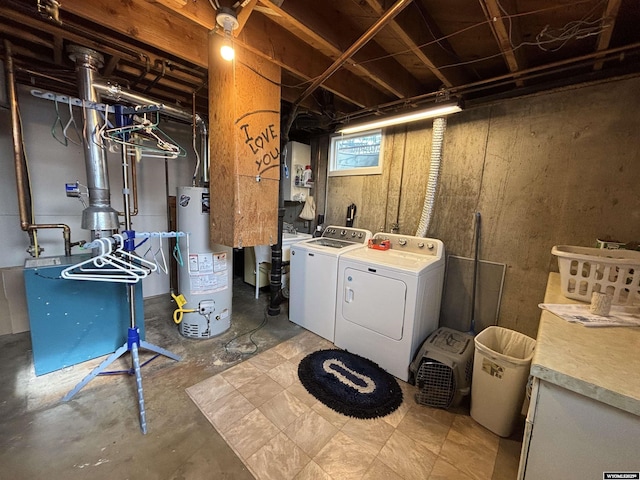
[470,326,536,437]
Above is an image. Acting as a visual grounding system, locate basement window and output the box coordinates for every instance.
[329,130,383,176]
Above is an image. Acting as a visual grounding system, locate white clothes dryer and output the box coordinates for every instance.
[334,233,445,381]
[289,226,372,342]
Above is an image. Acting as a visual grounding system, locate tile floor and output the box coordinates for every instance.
[187,329,522,480]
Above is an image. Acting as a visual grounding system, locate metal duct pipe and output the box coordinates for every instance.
[93,80,209,182]
[68,45,119,238]
[5,40,73,257]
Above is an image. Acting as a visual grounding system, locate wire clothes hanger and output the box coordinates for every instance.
[50,95,84,147]
[63,100,83,146]
[142,232,168,274]
[101,111,186,159]
[112,233,158,273]
[173,234,184,267]
[51,97,67,146]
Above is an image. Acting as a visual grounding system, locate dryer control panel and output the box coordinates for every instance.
[372,233,442,256]
[322,226,372,244]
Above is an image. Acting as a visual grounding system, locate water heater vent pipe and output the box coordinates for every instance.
[68,45,120,238]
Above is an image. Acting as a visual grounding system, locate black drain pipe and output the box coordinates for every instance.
[267,205,287,315]
[268,109,296,315]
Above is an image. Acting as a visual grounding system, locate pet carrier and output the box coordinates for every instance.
[409,327,475,409]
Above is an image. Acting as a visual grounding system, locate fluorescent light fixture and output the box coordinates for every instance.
[337,101,462,134]
[216,8,239,62]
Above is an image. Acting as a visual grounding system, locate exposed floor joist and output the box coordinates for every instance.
[594,0,621,70]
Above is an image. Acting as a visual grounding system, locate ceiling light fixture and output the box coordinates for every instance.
[216,8,239,62]
[337,100,462,134]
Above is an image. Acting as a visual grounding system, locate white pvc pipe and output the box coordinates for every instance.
[416,116,447,237]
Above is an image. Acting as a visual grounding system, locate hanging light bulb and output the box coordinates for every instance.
[220,34,235,61]
[216,8,239,62]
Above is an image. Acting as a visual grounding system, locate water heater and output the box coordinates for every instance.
[176,186,232,338]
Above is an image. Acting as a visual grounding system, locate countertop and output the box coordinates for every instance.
[531,272,640,416]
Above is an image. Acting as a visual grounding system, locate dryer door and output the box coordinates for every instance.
[341,267,406,340]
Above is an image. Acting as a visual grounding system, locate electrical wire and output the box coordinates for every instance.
[411,1,459,59]
[224,305,270,356]
[359,17,609,72]
[237,60,315,89]
[496,0,609,53]
[353,0,607,67]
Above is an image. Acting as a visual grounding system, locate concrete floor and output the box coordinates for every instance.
[0,277,302,480]
[0,276,523,479]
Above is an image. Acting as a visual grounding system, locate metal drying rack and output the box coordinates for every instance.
[60,229,185,434]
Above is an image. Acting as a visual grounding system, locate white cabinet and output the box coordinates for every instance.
[283,141,311,201]
[516,273,640,480]
[518,378,640,479]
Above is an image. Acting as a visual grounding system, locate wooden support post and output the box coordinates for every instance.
[209,32,281,248]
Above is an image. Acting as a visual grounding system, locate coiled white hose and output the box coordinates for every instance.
[416,116,447,237]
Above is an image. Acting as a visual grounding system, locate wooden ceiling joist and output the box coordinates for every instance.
[235,0,258,34]
[362,0,468,89]
[257,0,423,99]
[594,0,622,71]
[61,0,209,67]
[58,0,391,110]
[239,13,394,108]
[479,0,525,86]
[2,0,639,126]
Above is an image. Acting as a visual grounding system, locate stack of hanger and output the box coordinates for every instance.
[61,234,157,283]
[100,110,186,159]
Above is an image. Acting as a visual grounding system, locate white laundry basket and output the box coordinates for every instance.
[470,326,536,437]
[552,245,640,305]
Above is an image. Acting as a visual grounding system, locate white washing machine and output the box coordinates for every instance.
[334,233,445,381]
[289,226,372,342]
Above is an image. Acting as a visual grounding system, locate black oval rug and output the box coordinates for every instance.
[297,349,403,419]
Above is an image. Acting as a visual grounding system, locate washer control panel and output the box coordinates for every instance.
[372,233,441,256]
[322,226,372,244]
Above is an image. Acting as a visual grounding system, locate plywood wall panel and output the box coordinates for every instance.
[209,37,280,248]
[234,176,280,248]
